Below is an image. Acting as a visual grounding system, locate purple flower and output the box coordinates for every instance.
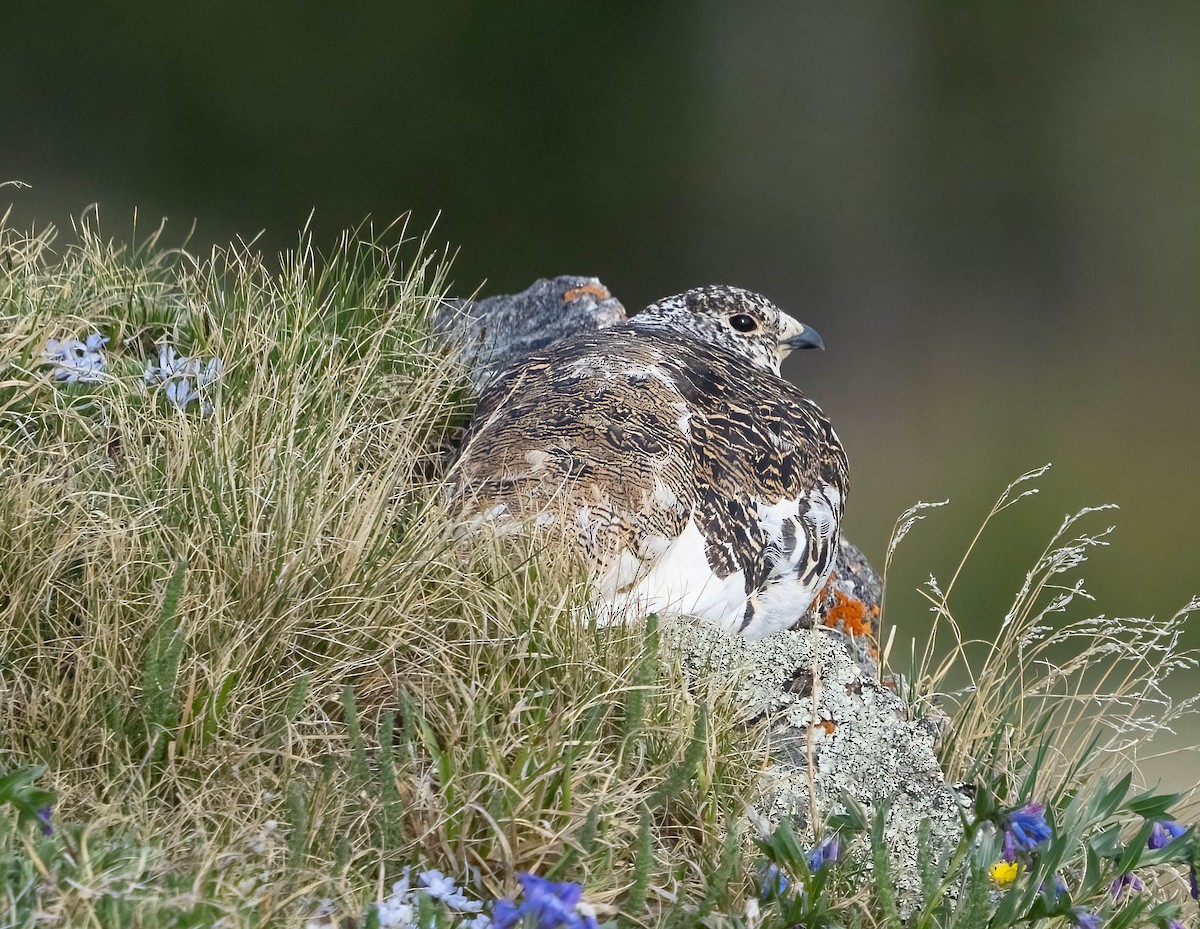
[1148,820,1188,850]
[35,804,53,836]
[492,873,598,929]
[1069,908,1102,929]
[1166,919,1188,929]
[1000,803,1052,861]
[806,834,842,873]
[1110,871,1142,900]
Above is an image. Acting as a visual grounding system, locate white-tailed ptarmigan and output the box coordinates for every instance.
[450,285,847,639]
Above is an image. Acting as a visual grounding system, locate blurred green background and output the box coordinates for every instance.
[5,3,1197,778]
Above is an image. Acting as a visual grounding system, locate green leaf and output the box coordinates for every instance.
[830,789,871,833]
[650,705,707,809]
[1146,901,1184,924]
[1105,899,1150,929]
[1114,818,1156,873]
[286,779,310,870]
[1084,842,1102,888]
[870,801,901,927]
[1124,789,1182,819]
[139,557,189,768]
[622,806,653,926]
[1092,772,1133,820]
[377,709,405,855]
[0,765,55,833]
[343,684,369,788]
[1089,824,1123,859]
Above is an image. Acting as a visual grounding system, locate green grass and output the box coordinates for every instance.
[1,212,1197,928]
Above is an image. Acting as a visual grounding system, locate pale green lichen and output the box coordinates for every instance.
[665,617,964,914]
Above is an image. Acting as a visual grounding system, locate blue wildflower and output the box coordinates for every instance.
[492,873,598,929]
[42,333,108,383]
[1069,908,1102,929]
[493,899,519,927]
[144,344,224,413]
[757,863,789,899]
[806,834,842,873]
[1166,918,1188,929]
[1110,871,1142,900]
[1000,802,1052,862]
[1039,872,1068,899]
[417,869,483,912]
[1148,820,1188,850]
[35,803,53,836]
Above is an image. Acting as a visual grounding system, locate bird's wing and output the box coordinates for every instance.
[667,345,848,631]
[451,335,696,590]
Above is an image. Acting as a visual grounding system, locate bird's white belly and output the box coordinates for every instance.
[597,518,749,632]
[739,583,820,639]
[592,506,833,639]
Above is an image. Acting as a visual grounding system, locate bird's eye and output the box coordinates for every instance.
[730,314,758,332]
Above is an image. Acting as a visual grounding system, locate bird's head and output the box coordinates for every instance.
[630,285,824,375]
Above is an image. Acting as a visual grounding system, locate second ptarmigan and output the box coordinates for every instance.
[450,285,848,639]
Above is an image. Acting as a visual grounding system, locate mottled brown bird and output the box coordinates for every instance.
[450,285,848,639]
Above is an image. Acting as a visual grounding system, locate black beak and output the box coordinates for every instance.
[784,326,825,351]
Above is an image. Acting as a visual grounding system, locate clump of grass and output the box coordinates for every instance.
[2,210,1197,929]
[887,466,1198,800]
[869,467,1200,927]
[0,212,761,927]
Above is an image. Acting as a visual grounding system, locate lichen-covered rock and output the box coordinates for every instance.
[667,617,963,915]
[435,276,627,391]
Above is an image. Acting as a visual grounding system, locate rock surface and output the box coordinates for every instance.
[808,537,883,677]
[435,276,627,391]
[668,618,963,914]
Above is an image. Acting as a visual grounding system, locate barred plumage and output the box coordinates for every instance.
[450,285,848,639]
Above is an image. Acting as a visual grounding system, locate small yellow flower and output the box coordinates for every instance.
[990,859,1022,887]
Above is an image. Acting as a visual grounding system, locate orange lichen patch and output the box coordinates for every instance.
[823,589,872,639]
[817,719,837,736]
[563,283,610,302]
